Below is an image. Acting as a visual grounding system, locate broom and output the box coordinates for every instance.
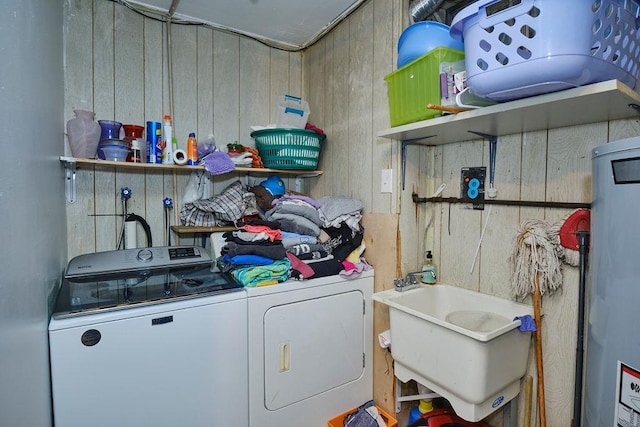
[510,219,564,427]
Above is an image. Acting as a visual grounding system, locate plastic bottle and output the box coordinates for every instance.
[161,115,173,164]
[171,136,178,154]
[187,132,198,165]
[408,399,434,426]
[421,250,437,284]
[130,138,142,163]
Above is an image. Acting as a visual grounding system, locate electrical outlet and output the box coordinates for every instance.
[461,167,486,210]
[381,169,393,193]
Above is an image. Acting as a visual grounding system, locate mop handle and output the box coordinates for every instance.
[534,272,547,427]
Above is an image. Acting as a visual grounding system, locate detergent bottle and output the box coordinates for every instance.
[187,132,198,165]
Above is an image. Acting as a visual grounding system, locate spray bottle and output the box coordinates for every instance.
[421,250,437,284]
[161,115,173,164]
[187,132,198,165]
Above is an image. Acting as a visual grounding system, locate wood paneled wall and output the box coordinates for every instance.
[64,0,303,255]
[303,1,640,425]
[64,0,640,425]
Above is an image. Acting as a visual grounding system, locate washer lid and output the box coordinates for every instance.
[53,264,243,319]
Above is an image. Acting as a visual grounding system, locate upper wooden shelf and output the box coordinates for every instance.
[377,80,640,145]
[60,156,323,176]
[61,156,322,203]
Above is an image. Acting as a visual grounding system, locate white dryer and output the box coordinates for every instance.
[246,270,374,426]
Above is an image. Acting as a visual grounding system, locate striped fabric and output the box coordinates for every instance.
[179,180,245,226]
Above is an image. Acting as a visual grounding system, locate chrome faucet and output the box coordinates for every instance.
[394,271,424,292]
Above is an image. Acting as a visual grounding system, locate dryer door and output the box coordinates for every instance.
[263,290,365,410]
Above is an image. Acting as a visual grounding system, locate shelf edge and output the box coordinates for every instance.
[377,80,640,143]
[60,157,323,175]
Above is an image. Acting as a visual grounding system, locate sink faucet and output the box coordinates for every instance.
[394,271,424,292]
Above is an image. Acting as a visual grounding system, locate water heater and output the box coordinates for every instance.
[586,136,640,426]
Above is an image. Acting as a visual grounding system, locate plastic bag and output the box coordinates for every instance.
[183,170,206,204]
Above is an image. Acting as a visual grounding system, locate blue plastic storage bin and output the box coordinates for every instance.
[450,0,640,101]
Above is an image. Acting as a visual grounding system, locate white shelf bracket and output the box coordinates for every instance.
[64,160,77,203]
[294,172,321,192]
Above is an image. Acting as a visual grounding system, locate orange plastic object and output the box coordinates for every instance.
[327,404,398,427]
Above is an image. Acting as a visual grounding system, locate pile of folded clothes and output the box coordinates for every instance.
[216,194,371,287]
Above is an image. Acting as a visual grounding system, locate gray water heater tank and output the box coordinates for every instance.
[586,136,640,426]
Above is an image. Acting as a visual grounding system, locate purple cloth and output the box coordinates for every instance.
[276,194,321,209]
[515,315,537,332]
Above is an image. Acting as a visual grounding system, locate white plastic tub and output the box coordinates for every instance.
[373,284,533,421]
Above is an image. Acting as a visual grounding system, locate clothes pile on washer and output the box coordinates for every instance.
[215,178,371,287]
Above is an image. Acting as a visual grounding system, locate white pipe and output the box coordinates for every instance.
[166,0,180,123]
[125,221,137,249]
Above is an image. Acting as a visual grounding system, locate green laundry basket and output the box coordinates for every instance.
[251,128,326,170]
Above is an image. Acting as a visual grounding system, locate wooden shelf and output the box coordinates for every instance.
[378,80,640,145]
[171,225,236,234]
[59,156,323,176]
[61,156,322,203]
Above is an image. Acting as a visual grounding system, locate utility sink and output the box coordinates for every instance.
[373,284,533,422]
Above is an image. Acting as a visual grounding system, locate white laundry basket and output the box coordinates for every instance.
[450,0,640,101]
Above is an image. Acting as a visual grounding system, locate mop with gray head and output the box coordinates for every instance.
[510,218,564,300]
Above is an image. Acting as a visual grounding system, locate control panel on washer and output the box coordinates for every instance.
[65,246,209,278]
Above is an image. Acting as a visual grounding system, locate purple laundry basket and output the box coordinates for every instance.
[450,0,640,101]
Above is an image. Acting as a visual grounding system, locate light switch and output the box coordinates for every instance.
[381,169,393,193]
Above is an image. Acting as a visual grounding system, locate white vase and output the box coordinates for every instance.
[66,109,101,158]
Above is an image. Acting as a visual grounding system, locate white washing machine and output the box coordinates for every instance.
[246,270,374,426]
[49,246,248,427]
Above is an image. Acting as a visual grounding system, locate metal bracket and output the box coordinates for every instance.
[395,377,440,413]
[64,159,77,203]
[468,131,498,198]
[294,172,322,192]
[402,136,436,190]
[411,194,591,209]
[394,376,515,426]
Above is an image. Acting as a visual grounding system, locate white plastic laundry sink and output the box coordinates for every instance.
[373,284,533,422]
